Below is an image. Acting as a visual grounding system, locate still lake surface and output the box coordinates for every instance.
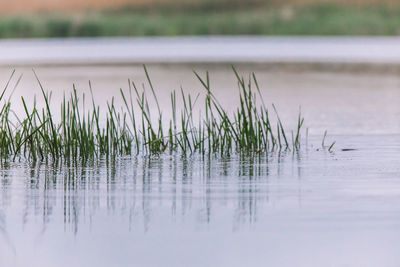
[0,63,400,266]
[2,36,400,64]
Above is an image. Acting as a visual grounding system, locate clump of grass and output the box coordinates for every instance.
[0,67,312,161]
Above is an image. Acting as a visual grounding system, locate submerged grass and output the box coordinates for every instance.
[0,67,315,161]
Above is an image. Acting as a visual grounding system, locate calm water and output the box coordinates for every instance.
[2,37,400,65]
[1,135,400,267]
[0,64,400,266]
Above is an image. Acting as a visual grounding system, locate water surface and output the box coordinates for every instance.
[2,37,400,65]
[0,135,400,267]
[0,64,399,267]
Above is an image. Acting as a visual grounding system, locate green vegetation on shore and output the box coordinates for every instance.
[1,3,400,38]
[0,67,313,160]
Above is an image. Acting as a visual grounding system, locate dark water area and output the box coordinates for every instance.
[1,135,400,267]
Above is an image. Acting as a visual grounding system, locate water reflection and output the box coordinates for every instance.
[1,135,400,267]
[0,151,310,235]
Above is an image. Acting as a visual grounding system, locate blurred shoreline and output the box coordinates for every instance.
[0,0,399,14]
[0,3,400,38]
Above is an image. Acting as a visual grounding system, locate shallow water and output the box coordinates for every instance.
[0,135,400,267]
[0,64,400,266]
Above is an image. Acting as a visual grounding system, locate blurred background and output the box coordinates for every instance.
[0,0,400,38]
[0,0,400,135]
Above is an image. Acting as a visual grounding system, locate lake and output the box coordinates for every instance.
[0,41,400,266]
[1,134,400,267]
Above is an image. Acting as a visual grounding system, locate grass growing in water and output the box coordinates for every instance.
[0,67,312,161]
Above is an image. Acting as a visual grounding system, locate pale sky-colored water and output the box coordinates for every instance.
[1,135,400,267]
[1,37,400,65]
[0,52,400,266]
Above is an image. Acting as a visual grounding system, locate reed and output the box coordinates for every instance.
[0,67,317,161]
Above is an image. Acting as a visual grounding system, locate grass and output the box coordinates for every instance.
[1,3,400,38]
[0,66,316,161]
